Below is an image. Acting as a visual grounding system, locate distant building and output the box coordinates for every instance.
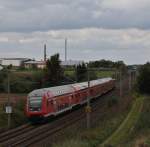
[0,58,31,67]
[0,65,3,70]
[24,61,46,69]
[61,60,84,67]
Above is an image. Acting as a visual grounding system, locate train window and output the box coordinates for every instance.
[29,97,42,111]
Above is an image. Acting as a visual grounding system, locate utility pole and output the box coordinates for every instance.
[129,70,131,91]
[65,38,67,61]
[86,67,91,129]
[120,71,122,97]
[75,66,78,83]
[44,44,47,62]
[7,71,11,129]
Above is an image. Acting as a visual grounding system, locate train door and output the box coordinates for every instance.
[46,99,55,114]
[69,94,73,107]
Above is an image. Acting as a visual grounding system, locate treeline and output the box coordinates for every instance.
[89,59,126,69]
[137,62,150,94]
[0,55,127,93]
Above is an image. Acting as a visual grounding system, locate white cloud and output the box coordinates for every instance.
[0,28,150,64]
[0,37,8,42]
[0,0,149,32]
[0,0,150,64]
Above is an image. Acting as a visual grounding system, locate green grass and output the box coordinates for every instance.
[96,71,115,78]
[122,96,150,147]
[64,70,115,78]
[52,112,127,147]
[53,139,90,147]
[0,99,28,129]
[101,96,144,146]
[52,94,132,147]
[64,70,75,76]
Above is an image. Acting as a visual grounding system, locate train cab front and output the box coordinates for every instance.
[26,96,44,122]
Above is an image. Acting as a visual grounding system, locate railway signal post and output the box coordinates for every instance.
[6,71,12,129]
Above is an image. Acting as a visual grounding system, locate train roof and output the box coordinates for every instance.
[28,77,113,98]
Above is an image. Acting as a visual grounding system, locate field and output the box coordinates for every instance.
[0,93,27,129]
[64,70,115,78]
[51,95,150,147]
[51,93,133,147]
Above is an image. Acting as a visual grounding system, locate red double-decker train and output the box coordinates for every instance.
[25,78,115,120]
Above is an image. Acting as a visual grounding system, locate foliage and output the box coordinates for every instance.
[107,96,119,108]
[102,97,144,146]
[96,71,115,78]
[0,99,27,129]
[0,70,7,91]
[44,53,63,86]
[118,96,150,147]
[1,70,43,93]
[52,93,132,147]
[12,99,28,126]
[89,59,114,68]
[53,139,90,147]
[76,63,88,82]
[89,60,126,70]
[137,63,150,94]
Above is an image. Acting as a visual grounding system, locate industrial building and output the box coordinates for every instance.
[24,61,46,69]
[61,60,83,67]
[0,58,31,67]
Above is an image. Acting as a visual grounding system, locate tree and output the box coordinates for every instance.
[76,63,87,82]
[44,53,63,86]
[137,62,150,94]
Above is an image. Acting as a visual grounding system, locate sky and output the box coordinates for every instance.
[0,0,150,65]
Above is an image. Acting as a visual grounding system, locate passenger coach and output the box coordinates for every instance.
[25,78,115,120]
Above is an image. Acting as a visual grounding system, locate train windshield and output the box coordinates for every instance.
[29,97,42,111]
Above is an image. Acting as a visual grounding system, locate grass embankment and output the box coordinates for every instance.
[52,94,133,147]
[0,99,28,130]
[101,96,144,147]
[123,96,150,147]
[64,70,115,78]
[96,71,115,78]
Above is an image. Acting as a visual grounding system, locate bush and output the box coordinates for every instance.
[107,96,119,107]
[13,100,28,126]
[0,99,27,129]
[137,63,150,94]
[0,70,7,92]
[52,139,90,147]
[2,71,44,93]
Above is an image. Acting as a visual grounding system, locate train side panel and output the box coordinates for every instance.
[26,78,116,120]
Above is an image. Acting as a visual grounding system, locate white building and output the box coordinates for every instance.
[0,65,3,70]
[0,58,30,67]
[61,60,84,67]
[24,61,46,69]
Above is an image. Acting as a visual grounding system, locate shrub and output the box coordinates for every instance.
[107,96,119,108]
[137,63,150,94]
[52,139,90,147]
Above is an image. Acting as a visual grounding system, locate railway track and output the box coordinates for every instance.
[0,77,129,147]
[0,123,35,144]
[1,108,85,147]
[0,89,117,147]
